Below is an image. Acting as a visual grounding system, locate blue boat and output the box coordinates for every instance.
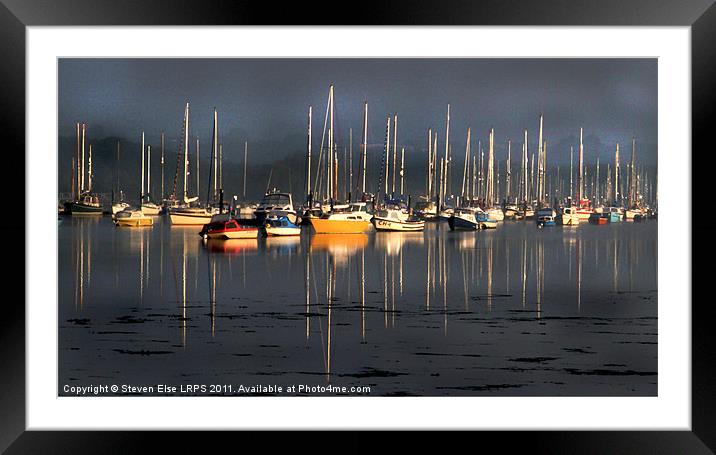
[536,208,556,227]
[606,207,623,223]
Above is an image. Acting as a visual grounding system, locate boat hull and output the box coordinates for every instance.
[372,217,425,232]
[264,226,301,236]
[206,229,259,239]
[170,210,213,225]
[141,204,162,216]
[309,218,372,234]
[448,215,478,231]
[66,201,103,215]
[115,217,153,227]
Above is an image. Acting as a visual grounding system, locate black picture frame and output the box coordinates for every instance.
[3,0,709,452]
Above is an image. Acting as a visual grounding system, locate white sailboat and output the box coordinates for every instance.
[169,102,213,225]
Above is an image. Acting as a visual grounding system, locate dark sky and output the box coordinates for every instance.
[58,58,657,166]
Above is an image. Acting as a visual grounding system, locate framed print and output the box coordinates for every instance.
[4,0,711,452]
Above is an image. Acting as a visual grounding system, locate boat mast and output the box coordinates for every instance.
[578,127,584,202]
[81,123,86,193]
[360,101,368,196]
[196,138,200,202]
[348,128,353,202]
[443,104,450,208]
[88,144,93,193]
[213,108,219,203]
[160,131,165,201]
[74,123,80,199]
[392,114,398,195]
[328,85,334,202]
[243,141,248,199]
[427,128,433,199]
[400,146,405,195]
[522,130,528,204]
[506,140,511,203]
[629,137,636,207]
[306,105,312,202]
[183,102,190,204]
[148,145,152,201]
[383,115,391,196]
[141,131,145,203]
[614,142,620,206]
[461,127,471,201]
[486,128,494,207]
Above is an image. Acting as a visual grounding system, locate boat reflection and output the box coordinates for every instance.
[310,234,367,265]
[203,238,258,255]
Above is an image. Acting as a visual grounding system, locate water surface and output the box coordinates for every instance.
[59,217,657,396]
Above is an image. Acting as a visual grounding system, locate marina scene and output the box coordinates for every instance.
[58,58,657,396]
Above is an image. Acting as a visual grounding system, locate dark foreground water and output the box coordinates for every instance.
[58,216,657,396]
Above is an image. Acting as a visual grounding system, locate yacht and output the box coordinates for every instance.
[309,202,373,234]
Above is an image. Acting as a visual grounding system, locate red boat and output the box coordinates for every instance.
[199,219,259,240]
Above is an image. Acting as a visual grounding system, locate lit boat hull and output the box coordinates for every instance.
[115,217,153,227]
[309,218,372,234]
[141,203,162,216]
[371,217,425,232]
[486,208,504,221]
[206,229,258,239]
[170,209,213,225]
[264,226,301,236]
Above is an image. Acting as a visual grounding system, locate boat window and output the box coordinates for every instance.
[227,221,237,229]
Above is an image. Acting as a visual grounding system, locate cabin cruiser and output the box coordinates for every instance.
[558,206,581,225]
[309,202,373,234]
[448,207,496,230]
[199,219,259,240]
[536,207,557,227]
[264,215,302,236]
[372,204,425,232]
[141,201,162,216]
[254,190,297,224]
[607,207,623,223]
[114,207,153,227]
[65,193,103,215]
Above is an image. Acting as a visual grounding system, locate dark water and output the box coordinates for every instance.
[58,216,657,396]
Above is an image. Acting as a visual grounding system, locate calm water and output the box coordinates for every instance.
[58,216,657,396]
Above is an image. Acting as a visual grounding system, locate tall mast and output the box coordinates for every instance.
[361,102,368,195]
[116,140,120,199]
[614,143,620,205]
[595,156,600,206]
[486,128,494,206]
[578,127,584,202]
[506,140,511,203]
[88,144,93,193]
[160,132,165,201]
[444,104,451,206]
[148,145,152,200]
[141,131,145,202]
[400,147,405,195]
[196,138,200,200]
[427,128,433,198]
[74,123,80,199]
[213,108,218,202]
[392,114,398,194]
[461,127,471,199]
[569,146,574,201]
[183,102,190,203]
[629,137,637,207]
[383,115,391,196]
[522,130,528,204]
[81,123,86,192]
[348,129,353,201]
[306,105,312,199]
[328,85,334,201]
[243,141,248,199]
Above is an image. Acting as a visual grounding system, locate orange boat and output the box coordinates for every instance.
[308,202,373,234]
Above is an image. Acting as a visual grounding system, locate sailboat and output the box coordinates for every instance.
[66,122,104,215]
[371,199,425,232]
[306,85,372,234]
[169,102,213,225]
[115,132,153,227]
